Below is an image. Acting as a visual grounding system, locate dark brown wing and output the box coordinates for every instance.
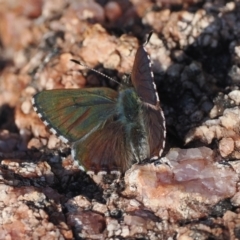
[131,42,166,158]
[72,120,135,173]
[131,46,158,105]
[144,105,166,158]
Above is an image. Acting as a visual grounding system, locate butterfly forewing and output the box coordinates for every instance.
[33,88,118,142]
[131,46,158,106]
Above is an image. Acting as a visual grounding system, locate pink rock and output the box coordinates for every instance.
[70,0,104,22]
[67,211,105,238]
[0,184,72,239]
[79,24,117,66]
[105,1,122,22]
[219,137,234,157]
[124,147,238,221]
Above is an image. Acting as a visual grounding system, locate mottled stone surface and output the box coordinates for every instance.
[124,147,238,221]
[0,0,240,239]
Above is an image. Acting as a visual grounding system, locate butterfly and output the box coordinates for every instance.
[32,33,166,174]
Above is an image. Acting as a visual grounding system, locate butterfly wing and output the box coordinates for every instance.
[144,106,166,158]
[131,44,166,158]
[131,45,158,106]
[73,120,135,173]
[32,88,118,143]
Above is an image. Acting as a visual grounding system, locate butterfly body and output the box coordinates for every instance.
[117,87,149,161]
[32,39,166,173]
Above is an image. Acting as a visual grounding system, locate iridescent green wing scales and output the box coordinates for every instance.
[32,88,118,143]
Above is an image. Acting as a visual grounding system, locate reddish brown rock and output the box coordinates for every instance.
[104,1,122,22]
[186,107,240,160]
[79,24,117,66]
[69,0,105,23]
[219,137,235,157]
[124,147,238,221]
[1,0,240,238]
[67,210,106,239]
[0,184,72,239]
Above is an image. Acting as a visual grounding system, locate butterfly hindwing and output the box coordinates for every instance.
[143,106,166,158]
[73,119,134,173]
[33,88,118,143]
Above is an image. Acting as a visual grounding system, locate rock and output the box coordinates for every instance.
[124,147,238,221]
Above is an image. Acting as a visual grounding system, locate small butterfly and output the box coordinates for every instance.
[32,33,166,174]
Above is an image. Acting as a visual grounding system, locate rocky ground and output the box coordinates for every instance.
[1,0,240,239]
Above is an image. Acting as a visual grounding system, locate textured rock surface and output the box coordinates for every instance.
[124,147,238,221]
[0,0,240,239]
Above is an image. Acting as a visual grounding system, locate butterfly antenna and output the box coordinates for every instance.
[143,31,153,46]
[71,59,121,86]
